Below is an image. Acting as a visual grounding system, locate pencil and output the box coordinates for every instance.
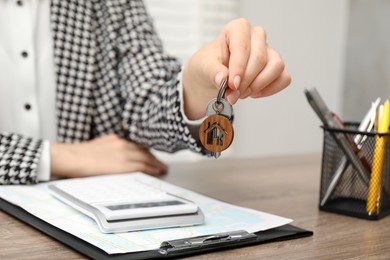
[366,100,390,215]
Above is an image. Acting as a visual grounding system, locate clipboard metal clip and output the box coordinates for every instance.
[159,230,257,255]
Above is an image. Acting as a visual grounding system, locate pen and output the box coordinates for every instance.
[304,88,371,186]
[354,98,381,145]
[366,100,390,215]
[320,98,380,206]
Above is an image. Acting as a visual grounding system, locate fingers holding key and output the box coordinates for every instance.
[223,21,267,104]
[222,20,291,103]
[182,18,291,120]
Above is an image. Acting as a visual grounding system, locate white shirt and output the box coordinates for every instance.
[0,0,56,181]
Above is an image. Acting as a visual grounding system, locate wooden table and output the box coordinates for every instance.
[1,154,390,259]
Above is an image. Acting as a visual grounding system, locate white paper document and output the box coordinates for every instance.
[0,173,292,254]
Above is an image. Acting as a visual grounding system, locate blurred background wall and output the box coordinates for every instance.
[143,0,388,161]
[342,0,390,121]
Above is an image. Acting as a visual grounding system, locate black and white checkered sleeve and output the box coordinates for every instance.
[0,133,42,184]
[93,0,203,154]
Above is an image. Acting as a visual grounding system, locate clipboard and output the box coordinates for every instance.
[0,197,312,259]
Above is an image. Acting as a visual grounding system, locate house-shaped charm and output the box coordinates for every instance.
[204,121,228,147]
[199,114,234,152]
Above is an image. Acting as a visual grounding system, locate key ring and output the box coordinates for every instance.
[217,77,229,103]
[213,77,229,113]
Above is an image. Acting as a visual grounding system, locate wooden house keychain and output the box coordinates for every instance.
[199,78,234,158]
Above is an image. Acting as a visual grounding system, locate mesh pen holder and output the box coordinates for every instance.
[319,123,390,220]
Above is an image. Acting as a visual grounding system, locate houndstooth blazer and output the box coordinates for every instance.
[0,0,201,184]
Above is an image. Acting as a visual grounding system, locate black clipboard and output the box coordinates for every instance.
[0,198,312,259]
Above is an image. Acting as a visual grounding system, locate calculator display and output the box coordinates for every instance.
[105,200,184,211]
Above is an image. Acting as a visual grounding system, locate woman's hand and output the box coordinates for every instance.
[51,134,167,178]
[182,18,291,120]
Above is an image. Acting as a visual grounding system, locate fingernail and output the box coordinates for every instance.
[227,90,240,104]
[214,72,224,86]
[234,76,241,89]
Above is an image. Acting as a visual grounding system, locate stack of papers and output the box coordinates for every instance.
[0,173,291,254]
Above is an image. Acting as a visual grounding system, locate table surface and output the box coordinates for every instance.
[1,154,390,259]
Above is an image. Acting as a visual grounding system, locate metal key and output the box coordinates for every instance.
[205,98,233,119]
[199,78,234,158]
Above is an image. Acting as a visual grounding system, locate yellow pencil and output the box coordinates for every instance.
[366,100,390,215]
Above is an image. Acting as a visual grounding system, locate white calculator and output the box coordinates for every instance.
[48,173,204,233]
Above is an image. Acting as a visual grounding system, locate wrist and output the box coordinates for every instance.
[182,62,217,120]
[50,143,81,178]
